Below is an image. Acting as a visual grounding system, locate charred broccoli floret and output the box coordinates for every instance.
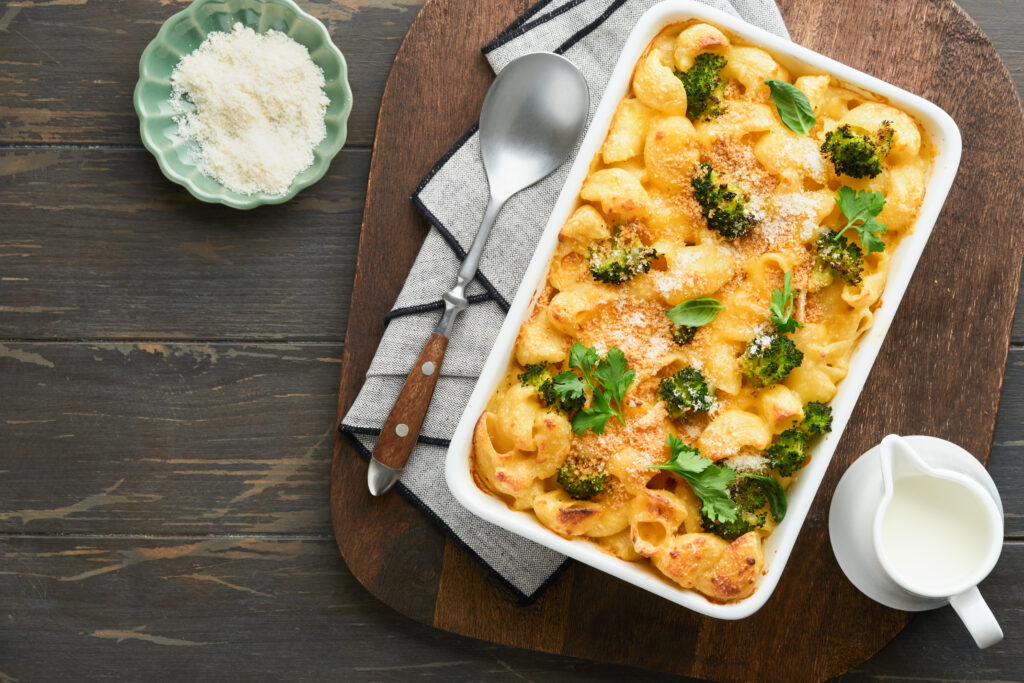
[691,162,760,239]
[816,229,864,286]
[801,401,833,436]
[588,229,659,285]
[670,323,698,346]
[765,427,809,477]
[556,462,606,500]
[731,475,769,510]
[518,364,585,415]
[740,333,803,388]
[658,367,716,420]
[702,509,767,541]
[702,477,769,540]
[765,402,834,476]
[820,122,894,179]
[677,53,728,121]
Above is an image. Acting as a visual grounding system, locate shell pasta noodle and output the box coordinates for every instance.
[471,20,933,602]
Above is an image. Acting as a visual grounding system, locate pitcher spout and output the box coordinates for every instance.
[879,434,936,497]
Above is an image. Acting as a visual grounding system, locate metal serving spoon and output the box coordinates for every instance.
[367,52,590,496]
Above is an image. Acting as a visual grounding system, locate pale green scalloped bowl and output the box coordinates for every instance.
[134,0,352,209]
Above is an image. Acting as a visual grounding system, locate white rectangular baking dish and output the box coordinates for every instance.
[445,0,962,619]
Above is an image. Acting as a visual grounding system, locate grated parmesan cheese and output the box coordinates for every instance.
[170,23,330,196]
[724,453,768,472]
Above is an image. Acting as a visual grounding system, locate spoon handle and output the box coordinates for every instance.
[367,195,505,494]
[371,333,449,471]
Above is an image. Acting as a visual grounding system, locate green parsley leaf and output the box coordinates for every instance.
[765,79,816,136]
[566,343,636,435]
[769,271,803,334]
[594,346,634,417]
[649,435,738,523]
[739,473,787,522]
[835,186,887,255]
[666,297,724,328]
[550,371,585,403]
[569,343,599,379]
[574,391,615,435]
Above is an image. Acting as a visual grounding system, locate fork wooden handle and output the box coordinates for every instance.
[371,333,449,470]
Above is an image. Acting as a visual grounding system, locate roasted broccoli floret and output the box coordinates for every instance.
[556,462,606,500]
[766,427,809,477]
[740,333,804,388]
[764,402,833,476]
[801,401,833,436]
[702,509,767,541]
[518,363,585,415]
[670,323,698,346]
[677,53,728,121]
[691,162,760,239]
[816,229,864,286]
[518,364,549,389]
[588,230,659,285]
[731,475,769,511]
[702,477,769,540]
[658,367,716,420]
[820,122,894,179]
[518,363,556,405]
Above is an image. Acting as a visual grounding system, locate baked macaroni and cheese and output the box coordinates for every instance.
[471,21,932,602]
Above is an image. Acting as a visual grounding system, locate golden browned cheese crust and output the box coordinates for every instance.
[471,20,932,602]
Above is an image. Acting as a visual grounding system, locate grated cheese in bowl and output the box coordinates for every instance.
[170,22,330,196]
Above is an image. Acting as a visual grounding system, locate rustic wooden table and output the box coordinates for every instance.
[1,1,1021,681]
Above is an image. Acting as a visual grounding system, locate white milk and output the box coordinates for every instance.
[880,475,996,594]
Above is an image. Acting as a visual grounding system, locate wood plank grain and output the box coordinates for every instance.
[964,0,1024,345]
[0,148,366,340]
[0,0,424,147]
[329,0,534,629]
[2,337,1017,543]
[1,341,341,536]
[329,0,1024,679]
[0,536,1020,682]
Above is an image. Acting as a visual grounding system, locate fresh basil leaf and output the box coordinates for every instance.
[765,79,815,135]
[740,473,788,522]
[666,297,724,328]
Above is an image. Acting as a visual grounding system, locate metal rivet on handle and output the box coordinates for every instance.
[421,362,436,376]
[395,424,409,438]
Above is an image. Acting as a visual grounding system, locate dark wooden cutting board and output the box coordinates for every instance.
[330,1,1024,680]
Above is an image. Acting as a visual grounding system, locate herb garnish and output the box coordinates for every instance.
[649,436,738,523]
[666,297,724,327]
[765,79,815,135]
[769,271,803,334]
[739,473,787,522]
[549,343,636,435]
[649,437,789,526]
[834,186,887,255]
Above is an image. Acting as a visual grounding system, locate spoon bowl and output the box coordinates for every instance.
[480,52,590,201]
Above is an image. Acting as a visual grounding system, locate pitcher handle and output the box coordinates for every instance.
[948,586,1003,648]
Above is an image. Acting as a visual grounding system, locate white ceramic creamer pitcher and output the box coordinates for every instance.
[870,434,1004,648]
